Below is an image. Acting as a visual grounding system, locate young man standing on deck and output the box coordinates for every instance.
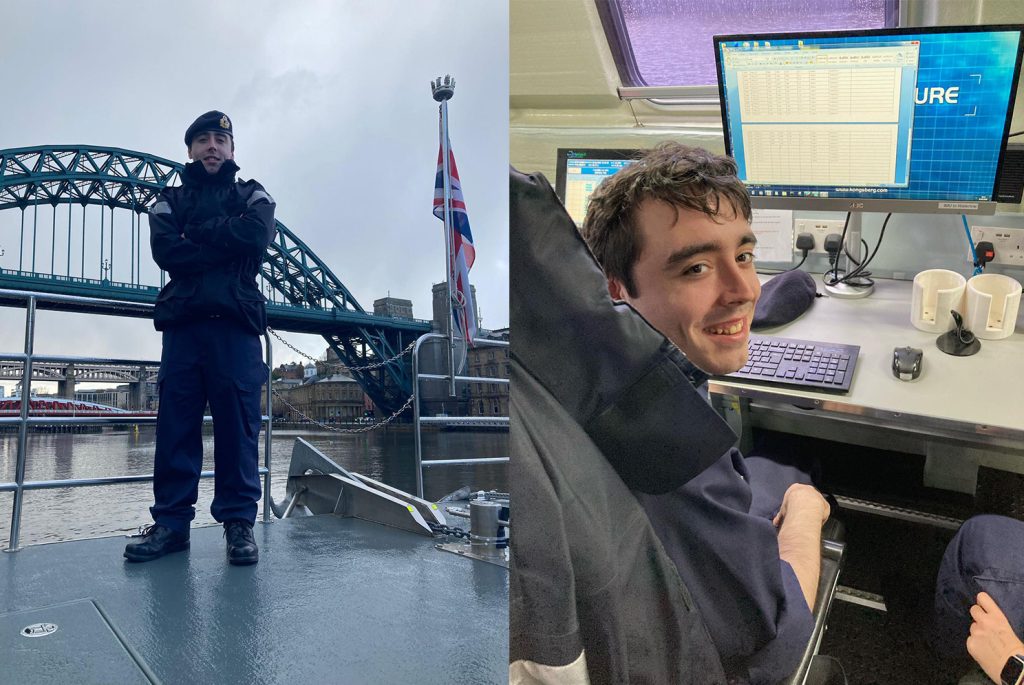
[579,142,831,682]
[124,111,276,565]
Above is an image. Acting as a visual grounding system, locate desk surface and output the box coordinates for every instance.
[708,277,1024,448]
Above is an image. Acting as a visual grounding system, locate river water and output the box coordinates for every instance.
[0,426,508,547]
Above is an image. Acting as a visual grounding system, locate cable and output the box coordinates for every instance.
[757,250,810,275]
[823,213,874,287]
[786,251,809,272]
[962,214,983,276]
[823,213,852,286]
[842,212,891,283]
[1008,130,1024,138]
[823,212,891,289]
[843,239,870,267]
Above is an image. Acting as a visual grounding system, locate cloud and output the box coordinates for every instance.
[0,0,509,391]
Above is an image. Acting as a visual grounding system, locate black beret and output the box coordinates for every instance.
[184,111,233,146]
[752,270,819,329]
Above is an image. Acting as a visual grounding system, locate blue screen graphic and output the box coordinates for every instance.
[717,28,1022,203]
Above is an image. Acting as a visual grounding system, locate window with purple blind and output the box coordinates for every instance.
[601,0,899,88]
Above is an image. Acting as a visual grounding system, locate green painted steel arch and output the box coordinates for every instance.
[0,145,429,414]
[0,145,365,314]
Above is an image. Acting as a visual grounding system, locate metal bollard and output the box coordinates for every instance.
[469,499,505,558]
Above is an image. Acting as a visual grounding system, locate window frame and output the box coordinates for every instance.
[595,0,902,105]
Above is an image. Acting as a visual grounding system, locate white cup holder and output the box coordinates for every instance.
[911,269,966,333]
[965,273,1022,340]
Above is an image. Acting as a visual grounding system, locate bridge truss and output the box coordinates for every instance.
[0,146,430,414]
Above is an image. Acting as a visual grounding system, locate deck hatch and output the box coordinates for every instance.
[2,599,154,684]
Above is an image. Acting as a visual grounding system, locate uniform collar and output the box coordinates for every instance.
[182,159,239,187]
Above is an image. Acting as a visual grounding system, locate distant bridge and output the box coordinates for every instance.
[0,145,432,414]
[0,359,158,409]
[0,360,157,384]
[0,396,155,417]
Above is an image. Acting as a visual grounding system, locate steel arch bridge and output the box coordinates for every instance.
[0,145,431,414]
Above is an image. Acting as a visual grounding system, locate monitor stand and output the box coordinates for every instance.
[823,211,874,299]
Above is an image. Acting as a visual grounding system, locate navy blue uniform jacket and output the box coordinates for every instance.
[148,160,276,335]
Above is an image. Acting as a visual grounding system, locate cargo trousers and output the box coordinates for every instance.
[150,318,266,532]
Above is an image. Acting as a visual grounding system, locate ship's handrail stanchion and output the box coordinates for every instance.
[262,330,273,525]
[8,294,36,554]
[0,288,274,552]
[411,332,509,500]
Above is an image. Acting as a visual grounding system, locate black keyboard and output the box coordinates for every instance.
[719,334,860,393]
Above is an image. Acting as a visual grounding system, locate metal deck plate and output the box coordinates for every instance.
[1,516,508,684]
[1,599,153,684]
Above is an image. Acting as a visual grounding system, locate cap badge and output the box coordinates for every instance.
[219,115,231,130]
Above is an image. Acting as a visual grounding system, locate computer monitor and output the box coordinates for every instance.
[555,149,640,225]
[714,25,1024,216]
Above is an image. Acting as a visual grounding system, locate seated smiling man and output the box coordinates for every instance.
[580,142,831,683]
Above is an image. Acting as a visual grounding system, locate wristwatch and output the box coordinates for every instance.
[1002,654,1024,685]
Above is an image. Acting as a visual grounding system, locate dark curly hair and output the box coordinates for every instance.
[580,142,751,297]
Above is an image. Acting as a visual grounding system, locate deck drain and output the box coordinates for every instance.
[21,622,58,637]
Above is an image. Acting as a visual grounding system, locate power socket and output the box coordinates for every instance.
[794,219,847,254]
[969,226,1024,266]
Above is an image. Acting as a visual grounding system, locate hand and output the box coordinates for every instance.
[967,592,1024,684]
[773,483,830,528]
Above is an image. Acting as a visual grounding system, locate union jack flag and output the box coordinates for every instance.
[433,137,478,345]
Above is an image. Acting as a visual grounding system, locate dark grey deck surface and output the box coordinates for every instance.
[2,516,508,684]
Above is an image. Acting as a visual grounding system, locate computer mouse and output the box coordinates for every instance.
[892,346,923,381]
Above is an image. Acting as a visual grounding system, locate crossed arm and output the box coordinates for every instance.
[182,187,276,258]
[149,189,276,278]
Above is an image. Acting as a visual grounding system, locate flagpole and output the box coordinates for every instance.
[432,74,457,398]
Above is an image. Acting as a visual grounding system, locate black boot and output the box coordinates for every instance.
[124,524,190,562]
[224,520,258,565]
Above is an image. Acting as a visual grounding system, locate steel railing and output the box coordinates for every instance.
[411,332,509,499]
[0,288,273,552]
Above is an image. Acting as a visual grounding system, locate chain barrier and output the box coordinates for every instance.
[271,388,413,434]
[429,522,471,539]
[267,327,415,373]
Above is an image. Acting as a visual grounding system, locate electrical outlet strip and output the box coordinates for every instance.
[794,219,847,254]
[969,226,1024,267]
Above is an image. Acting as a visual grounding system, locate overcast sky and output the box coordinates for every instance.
[0,0,509,393]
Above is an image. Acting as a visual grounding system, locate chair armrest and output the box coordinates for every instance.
[821,517,845,548]
[781,518,847,685]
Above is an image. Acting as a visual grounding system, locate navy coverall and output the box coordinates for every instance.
[637,427,816,684]
[510,167,818,684]
[510,167,735,683]
[147,159,276,532]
